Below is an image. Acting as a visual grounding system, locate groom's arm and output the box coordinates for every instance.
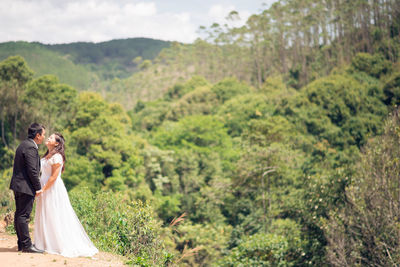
[24,146,42,191]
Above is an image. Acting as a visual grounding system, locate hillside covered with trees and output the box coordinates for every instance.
[1,0,400,266]
[108,0,400,108]
[0,38,170,90]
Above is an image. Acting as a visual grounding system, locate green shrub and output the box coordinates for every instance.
[130,100,171,131]
[219,232,291,266]
[217,94,275,137]
[166,86,218,121]
[165,76,209,100]
[69,186,172,266]
[152,115,231,150]
[0,147,13,170]
[0,168,13,218]
[383,72,400,105]
[211,77,251,103]
[301,74,387,147]
[174,222,232,266]
[350,53,392,78]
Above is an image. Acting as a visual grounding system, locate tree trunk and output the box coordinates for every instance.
[280,33,287,74]
[13,111,17,149]
[334,0,345,64]
[361,2,372,53]
[373,0,381,27]
[252,39,263,88]
[1,111,8,148]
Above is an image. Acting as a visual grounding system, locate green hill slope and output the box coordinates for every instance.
[44,38,171,79]
[0,38,171,90]
[0,41,95,89]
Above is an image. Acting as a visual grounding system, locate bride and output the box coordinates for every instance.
[34,133,98,257]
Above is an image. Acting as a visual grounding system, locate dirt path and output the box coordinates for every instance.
[0,224,127,267]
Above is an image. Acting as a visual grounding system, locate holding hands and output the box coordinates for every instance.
[36,189,43,197]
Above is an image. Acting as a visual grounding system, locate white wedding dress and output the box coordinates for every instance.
[34,153,98,257]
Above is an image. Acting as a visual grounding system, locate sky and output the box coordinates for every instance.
[0,0,277,44]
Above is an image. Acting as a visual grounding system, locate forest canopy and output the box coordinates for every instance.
[1,0,400,266]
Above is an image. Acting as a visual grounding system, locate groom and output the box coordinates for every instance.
[9,123,45,253]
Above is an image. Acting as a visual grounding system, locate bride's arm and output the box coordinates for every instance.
[42,163,62,192]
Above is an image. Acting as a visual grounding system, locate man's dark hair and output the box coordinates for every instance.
[28,123,45,139]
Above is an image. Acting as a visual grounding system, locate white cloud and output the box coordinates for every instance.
[207,4,251,28]
[123,2,157,17]
[0,0,270,44]
[0,0,197,43]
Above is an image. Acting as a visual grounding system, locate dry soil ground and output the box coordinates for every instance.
[0,221,127,267]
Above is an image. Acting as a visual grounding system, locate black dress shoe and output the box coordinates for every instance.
[22,245,44,253]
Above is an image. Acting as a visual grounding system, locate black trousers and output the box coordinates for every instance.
[13,191,35,249]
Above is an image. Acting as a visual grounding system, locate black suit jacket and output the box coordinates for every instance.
[9,139,42,196]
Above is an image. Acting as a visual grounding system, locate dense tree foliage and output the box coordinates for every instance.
[1,1,400,266]
[44,38,170,79]
[0,38,170,93]
[108,0,399,108]
[326,113,400,266]
[0,42,94,89]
